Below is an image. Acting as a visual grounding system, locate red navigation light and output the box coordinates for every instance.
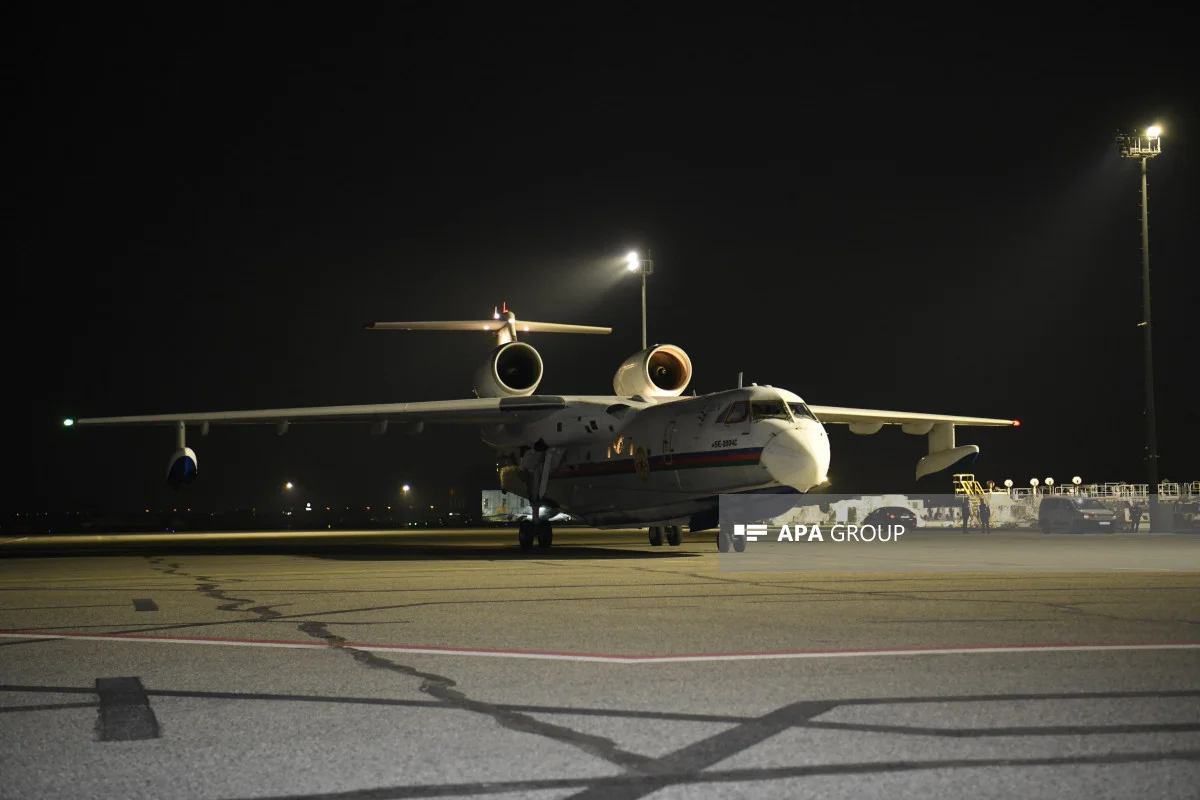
[1012,419,1021,427]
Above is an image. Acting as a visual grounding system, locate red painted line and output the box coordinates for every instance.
[2,630,1198,663]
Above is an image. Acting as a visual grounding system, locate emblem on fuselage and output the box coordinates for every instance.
[634,446,650,480]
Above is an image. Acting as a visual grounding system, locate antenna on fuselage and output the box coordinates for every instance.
[737,371,743,388]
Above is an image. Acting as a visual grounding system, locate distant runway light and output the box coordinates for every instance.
[285,482,293,490]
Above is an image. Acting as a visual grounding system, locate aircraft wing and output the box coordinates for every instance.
[807,405,1018,481]
[67,396,569,428]
[807,406,1019,428]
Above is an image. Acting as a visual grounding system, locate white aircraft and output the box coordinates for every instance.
[64,304,1018,551]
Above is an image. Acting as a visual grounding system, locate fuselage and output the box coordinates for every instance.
[483,386,830,528]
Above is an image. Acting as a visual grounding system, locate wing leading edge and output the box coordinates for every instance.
[68,396,568,427]
[807,406,1018,428]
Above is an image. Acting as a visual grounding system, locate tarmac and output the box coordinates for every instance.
[2,526,1199,798]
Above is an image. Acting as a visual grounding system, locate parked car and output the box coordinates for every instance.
[1038,497,1116,533]
[862,506,918,529]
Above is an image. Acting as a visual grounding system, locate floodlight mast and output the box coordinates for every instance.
[1116,125,1163,528]
[625,250,655,350]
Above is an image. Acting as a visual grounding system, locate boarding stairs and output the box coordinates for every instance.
[953,473,989,521]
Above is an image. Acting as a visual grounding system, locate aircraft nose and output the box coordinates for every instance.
[760,428,829,492]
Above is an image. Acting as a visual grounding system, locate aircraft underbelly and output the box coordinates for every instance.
[546,463,772,525]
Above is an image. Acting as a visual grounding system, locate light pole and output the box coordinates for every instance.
[1117,124,1163,528]
[625,250,654,350]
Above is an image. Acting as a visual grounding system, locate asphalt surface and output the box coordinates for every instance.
[2,527,1199,799]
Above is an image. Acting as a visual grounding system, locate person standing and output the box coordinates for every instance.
[979,501,991,533]
[962,498,971,533]
[1130,502,1143,532]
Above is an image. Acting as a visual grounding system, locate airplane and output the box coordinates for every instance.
[63,303,1018,551]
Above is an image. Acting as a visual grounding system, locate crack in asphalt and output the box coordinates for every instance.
[144,556,658,775]
[296,619,659,774]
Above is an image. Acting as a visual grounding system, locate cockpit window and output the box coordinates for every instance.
[723,401,748,424]
[750,400,791,422]
[788,402,816,421]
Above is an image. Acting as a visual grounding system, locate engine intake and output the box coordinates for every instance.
[166,447,198,490]
[613,344,692,397]
[474,342,543,397]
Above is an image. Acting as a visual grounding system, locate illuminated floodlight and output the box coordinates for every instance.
[1004,479,1013,488]
[285,481,294,490]
[1147,124,1162,138]
[63,418,74,427]
[1072,476,1082,485]
[402,484,410,493]
[1030,478,1039,487]
[625,251,640,272]
[1045,477,1054,487]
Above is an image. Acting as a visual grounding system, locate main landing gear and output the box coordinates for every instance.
[518,520,553,550]
[648,525,683,547]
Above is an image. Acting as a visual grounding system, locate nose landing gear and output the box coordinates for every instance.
[518,520,553,550]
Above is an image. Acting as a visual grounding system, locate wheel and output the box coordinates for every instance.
[518,521,535,550]
[732,533,746,552]
[1040,520,1052,534]
[648,526,664,546]
[537,522,553,548]
[666,525,682,546]
[717,529,731,552]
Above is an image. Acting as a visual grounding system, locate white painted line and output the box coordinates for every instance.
[2,631,1199,664]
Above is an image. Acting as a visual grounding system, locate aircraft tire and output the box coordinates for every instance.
[648,526,664,547]
[518,521,535,550]
[666,526,681,546]
[717,530,731,552]
[537,523,553,548]
[732,534,746,553]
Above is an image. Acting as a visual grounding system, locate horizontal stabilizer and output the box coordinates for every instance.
[365,320,611,334]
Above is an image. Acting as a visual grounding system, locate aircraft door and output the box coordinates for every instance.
[662,421,676,465]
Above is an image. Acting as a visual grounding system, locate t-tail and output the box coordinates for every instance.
[365,301,611,345]
[364,303,612,397]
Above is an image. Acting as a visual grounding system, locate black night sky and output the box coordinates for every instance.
[10,8,1198,513]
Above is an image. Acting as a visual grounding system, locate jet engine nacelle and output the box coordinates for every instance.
[613,344,692,397]
[166,446,198,490]
[474,341,544,397]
